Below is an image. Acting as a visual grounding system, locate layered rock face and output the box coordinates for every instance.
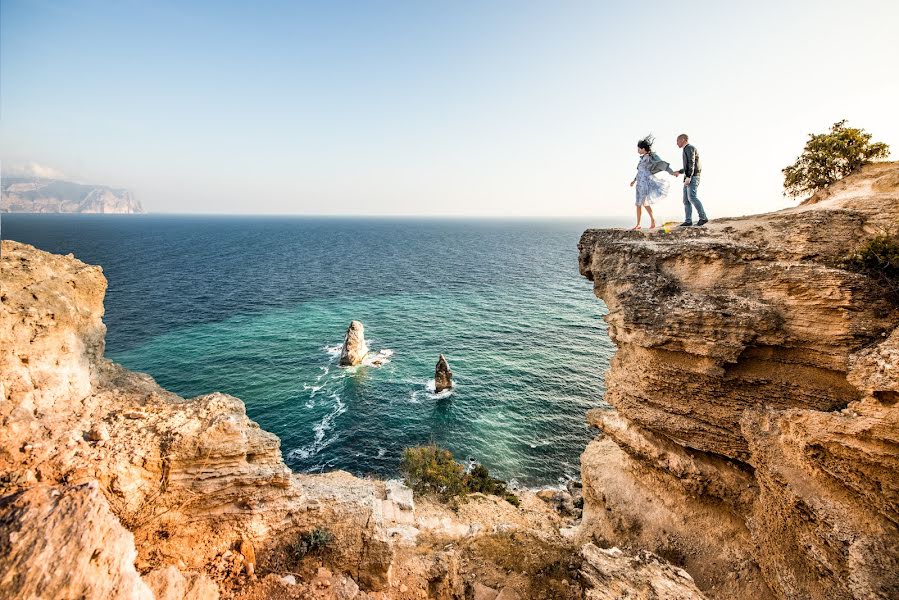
[1,238,705,598]
[578,163,899,599]
[0,481,153,599]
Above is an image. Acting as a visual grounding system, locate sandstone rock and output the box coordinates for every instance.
[0,239,599,600]
[847,327,899,401]
[577,162,899,599]
[580,544,706,599]
[339,320,369,366]
[336,575,360,599]
[1,240,106,471]
[85,422,110,442]
[495,587,522,600]
[435,354,453,392]
[143,565,219,600]
[471,582,499,600]
[0,481,153,600]
[240,538,257,579]
[385,479,415,512]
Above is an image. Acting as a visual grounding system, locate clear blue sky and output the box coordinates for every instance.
[2,0,897,216]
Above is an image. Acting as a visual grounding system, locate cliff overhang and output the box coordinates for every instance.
[577,162,899,599]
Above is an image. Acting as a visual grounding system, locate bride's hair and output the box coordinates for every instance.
[637,135,654,152]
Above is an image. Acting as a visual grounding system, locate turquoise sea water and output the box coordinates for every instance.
[3,215,619,486]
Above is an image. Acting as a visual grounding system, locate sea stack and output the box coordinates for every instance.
[338,320,369,366]
[434,354,453,392]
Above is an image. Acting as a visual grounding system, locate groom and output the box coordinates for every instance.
[672,134,708,227]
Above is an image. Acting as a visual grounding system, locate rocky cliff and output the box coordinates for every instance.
[577,162,899,599]
[1,176,144,213]
[0,239,702,599]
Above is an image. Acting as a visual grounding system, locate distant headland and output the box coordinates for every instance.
[1,176,143,214]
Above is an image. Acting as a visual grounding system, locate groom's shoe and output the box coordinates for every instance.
[678,221,693,227]
[696,218,708,226]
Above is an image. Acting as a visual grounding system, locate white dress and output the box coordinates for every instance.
[635,154,670,206]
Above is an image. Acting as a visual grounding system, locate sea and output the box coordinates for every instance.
[2,214,621,487]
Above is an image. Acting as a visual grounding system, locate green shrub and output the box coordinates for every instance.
[845,231,899,297]
[782,120,889,197]
[400,445,519,506]
[400,444,466,502]
[290,528,334,561]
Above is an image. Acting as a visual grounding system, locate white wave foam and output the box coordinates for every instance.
[303,383,324,397]
[362,348,393,367]
[288,392,347,461]
[425,378,454,400]
[409,379,454,402]
[323,344,342,358]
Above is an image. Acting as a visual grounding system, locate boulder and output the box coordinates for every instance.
[435,354,453,392]
[580,544,706,599]
[339,321,369,366]
[0,481,153,600]
[143,565,219,600]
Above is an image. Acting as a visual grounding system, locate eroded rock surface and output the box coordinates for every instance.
[4,239,659,599]
[435,354,453,392]
[580,544,706,600]
[577,162,899,599]
[339,320,369,366]
[0,481,153,600]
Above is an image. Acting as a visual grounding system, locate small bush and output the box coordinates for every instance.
[400,445,519,506]
[290,528,334,561]
[783,120,889,197]
[400,444,466,502]
[844,231,899,298]
[503,492,521,507]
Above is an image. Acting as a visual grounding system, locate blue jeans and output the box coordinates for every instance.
[682,175,707,222]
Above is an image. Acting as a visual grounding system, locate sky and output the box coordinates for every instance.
[2,0,898,217]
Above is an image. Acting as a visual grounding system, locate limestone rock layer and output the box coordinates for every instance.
[578,162,899,599]
[1,238,704,599]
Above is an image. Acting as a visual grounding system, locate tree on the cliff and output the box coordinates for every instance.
[783,120,890,197]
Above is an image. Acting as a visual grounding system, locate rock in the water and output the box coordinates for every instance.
[339,320,369,366]
[435,354,453,392]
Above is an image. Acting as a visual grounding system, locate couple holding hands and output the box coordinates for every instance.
[629,133,708,230]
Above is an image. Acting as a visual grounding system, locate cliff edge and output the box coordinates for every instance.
[577,162,899,599]
[1,238,708,598]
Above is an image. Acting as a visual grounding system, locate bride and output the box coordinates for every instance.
[629,135,674,229]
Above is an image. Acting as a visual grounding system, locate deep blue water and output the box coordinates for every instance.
[2,214,618,486]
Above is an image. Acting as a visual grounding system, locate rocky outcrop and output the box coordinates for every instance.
[580,544,706,600]
[0,481,153,599]
[0,238,733,599]
[339,320,369,366]
[578,162,899,599]
[1,176,143,213]
[435,354,453,392]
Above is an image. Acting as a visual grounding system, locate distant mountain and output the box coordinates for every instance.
[1,177,144,214]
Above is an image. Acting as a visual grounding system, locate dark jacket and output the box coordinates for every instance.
[648,152,674,175]
[682,144,701,177]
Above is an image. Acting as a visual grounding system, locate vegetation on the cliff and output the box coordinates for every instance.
[289,528,334,561]
[400,445,520,506]
[845,229,899,298]
[783,120,889,197]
